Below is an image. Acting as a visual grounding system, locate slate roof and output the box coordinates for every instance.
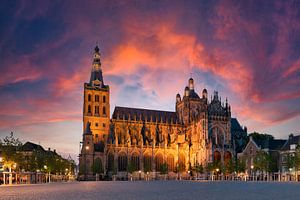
[19,142,45,152]
[281,135,300,151]
[112,106,179,124]
[90,70,104,85]
[231,118,244,132]
[188,89,200,99]
[253,138,286,151]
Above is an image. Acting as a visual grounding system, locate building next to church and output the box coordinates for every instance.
[78,46,247,180]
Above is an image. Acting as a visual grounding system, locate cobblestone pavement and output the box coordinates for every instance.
[0,181,300,200]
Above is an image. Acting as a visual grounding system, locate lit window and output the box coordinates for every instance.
[95,123,98,127]
[95,106,99,115]
[103,106,106,115]
[88,105,91,113]
[88,94,91,102]
[95,95,99,102]
[103,96,106,103]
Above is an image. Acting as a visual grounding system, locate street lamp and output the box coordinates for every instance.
[216,168,219,180]
[139,170,141,180]
[44,165,50,183]
[251,165,254,181]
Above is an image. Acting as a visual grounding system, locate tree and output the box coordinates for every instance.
[253,150,275,173]
[1,132,22,146]
[225,158,235,174]
[159,163,168,175]
[236,158,246,173]
[127,162,135,174]
[194,163,204,177]
[92,158,103,174]
[143,160,152,173]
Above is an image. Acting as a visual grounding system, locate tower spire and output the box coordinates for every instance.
[90,45,104,87]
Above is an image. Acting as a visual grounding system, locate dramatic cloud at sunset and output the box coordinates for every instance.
[0,0,299,159]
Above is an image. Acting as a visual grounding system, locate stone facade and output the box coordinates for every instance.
[79,46,236,180]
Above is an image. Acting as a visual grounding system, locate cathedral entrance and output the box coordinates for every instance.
[213,151,221,162]
[224,151,232,164]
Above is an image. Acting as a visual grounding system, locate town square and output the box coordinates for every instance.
[0,0,300,199]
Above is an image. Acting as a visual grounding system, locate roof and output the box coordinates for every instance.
[231,118,244,132]
[112,106,179,124]
[281,135,300,151]
[252,138,286,151]
[19,142,45,152]
[189,89,200,99]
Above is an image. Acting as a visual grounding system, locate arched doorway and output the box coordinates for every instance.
[213,151,221,162]
[93,158,103,174]
[118,153,127,171]
[143,154,152,172]
[131,153,140,171]
[167,154,174,172]
[224,151,232,164]
[107,153,114,171]
[178,153,186,172]
[155,154,163,172]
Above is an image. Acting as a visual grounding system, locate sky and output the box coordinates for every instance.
[0,0,300,160]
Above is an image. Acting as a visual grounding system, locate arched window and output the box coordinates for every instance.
[88,94,91,102]
[167,154,174,172]
[131,153,140,171]
[95,95,99,102]
[143,155,152,172]
[95,106,99,115]
[224,151,231,164]
[103,95,106,103]
[178,153,186,171]
[155,154,163,172]
[92,158,103,174]
[107,153,114,171]
[88,105,91,114]
[214,151,221,162]
[118,153,127,171]
[103,106,106,115]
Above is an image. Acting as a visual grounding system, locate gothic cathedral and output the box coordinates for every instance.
[79,46,236,180]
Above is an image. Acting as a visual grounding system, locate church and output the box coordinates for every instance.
[79,46,245,180]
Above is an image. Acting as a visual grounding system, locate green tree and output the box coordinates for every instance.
[254,150,275,173]
[194,163,204,177]
[225,159,235,174]
[236,158,246,173]
[143,161,152,173]
[1,132,22,146]
[159,163,168,175]
[127,162,135,174]
[92,158,103,174]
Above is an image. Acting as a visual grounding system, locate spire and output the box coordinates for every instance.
[90,45,104,87]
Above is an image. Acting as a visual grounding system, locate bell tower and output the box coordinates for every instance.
[83,46,110,143]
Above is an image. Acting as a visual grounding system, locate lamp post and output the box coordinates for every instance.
[139,170,141,180]
[289,168,292,181]
[84,146,89,181]
[216,168,219,181]
[44,165,50,183]
[251,165,254,181]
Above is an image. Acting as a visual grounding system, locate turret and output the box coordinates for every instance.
[202,88,208,99]
[188,78,194,90]
[184,86,190,97]
[176,93,181,103]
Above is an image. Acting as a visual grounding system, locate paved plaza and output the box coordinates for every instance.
[1,181,300,200]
